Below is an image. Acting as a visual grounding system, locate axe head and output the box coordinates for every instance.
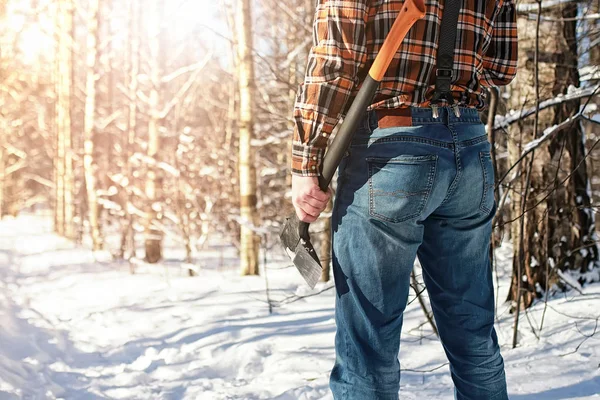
[280,213,322,289]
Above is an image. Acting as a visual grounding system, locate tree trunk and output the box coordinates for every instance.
[63,0,75,240]
[222,1,237,153]
[144,0,163,264]
[506,1,599,309]
[120,0,140,263]
[83,0,103,251]
[0,141,5,219]
[237,0,259,276]
[556,3,598,282]
[54,0,63,235]
[55,0,75,238]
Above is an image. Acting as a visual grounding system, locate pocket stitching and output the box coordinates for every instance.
[353,136,452,150]
[479,152,495,213]
[368,156,437,223]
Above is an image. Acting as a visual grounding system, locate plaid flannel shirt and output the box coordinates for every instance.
[291,0,518,176]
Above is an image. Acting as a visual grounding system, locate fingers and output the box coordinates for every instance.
[298,199,322,218]
[301,195,327,211]
[293,195,328,223]
[306,185,330,202]
[291,175,333,223]
[295,207,318,224]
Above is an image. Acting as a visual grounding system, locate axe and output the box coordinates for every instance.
[280,0,426,288]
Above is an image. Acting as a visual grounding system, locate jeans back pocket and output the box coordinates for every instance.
[479,152,496,214]
[367,155,437,223]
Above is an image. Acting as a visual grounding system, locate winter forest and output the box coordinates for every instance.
[0,0,599,398]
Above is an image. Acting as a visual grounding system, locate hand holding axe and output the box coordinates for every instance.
[280,0,426,288]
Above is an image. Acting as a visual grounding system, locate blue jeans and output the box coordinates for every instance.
[329,106,508,400]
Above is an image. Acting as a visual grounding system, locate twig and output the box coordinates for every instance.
[401,363,449,373]
[524,306,540,340]
[407,287,427,306]
[262,234,273,314]
[411,269,439,338]
[496,137,600,229]
[546,303,600,321]
[274,284,335,306]
[559,318,599,357]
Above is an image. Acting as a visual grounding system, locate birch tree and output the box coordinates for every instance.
[83,0,102,250]
[144,0,164,263]
[120,0,140,262]
[237,0,259,275]
[55,0,76,238]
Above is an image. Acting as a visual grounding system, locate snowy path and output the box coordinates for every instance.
[0,214,599,399]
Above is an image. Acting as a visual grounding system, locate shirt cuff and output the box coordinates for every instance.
[291,143,326,177]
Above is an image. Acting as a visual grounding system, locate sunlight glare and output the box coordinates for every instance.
[19,24,51,64]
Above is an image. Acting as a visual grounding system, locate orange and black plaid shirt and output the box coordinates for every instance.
[291,0,518,176]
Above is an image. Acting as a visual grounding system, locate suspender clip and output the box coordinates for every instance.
[452,103,461,118]
[431,104,439,119]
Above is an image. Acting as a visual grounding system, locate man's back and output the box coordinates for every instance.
[291,0,517,177]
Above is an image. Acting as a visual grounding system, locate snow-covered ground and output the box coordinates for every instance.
[0,214,599,399]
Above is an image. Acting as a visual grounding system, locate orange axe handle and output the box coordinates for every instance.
[369,0,427,81]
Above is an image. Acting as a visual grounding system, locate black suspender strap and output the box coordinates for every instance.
[431,0,462,117]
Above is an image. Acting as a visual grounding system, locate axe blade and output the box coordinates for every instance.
[280,214,322,289]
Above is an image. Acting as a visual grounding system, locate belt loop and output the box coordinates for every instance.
[360,111,370,132]
[369,109,377,132]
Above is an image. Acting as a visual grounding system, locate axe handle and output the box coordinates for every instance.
[301,0,426,232]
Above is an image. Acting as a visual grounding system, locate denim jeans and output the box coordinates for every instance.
[329,106,508,400]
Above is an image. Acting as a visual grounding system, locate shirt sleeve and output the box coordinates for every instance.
[480,0,518,88]
[291,0,370,177]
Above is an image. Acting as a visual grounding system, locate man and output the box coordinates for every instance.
[290,0,517,399]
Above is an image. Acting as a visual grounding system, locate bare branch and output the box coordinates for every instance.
[516,0,577,13]
[161,53,213,84]
[521,112,583,156]
[494,85,600,131]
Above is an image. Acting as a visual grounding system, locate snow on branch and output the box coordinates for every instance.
[250,130,290,147]
[106,173,146,198]
[230,215,274,235]
[97,198,125,216]
[556,269,584,294]
[524,12,600,22]
[23,173,54,188]
[516,0,577,13]
[4,159,27,176]
[161,53,212,84]
[494,85,600,131]
[130,153,180,177]
[580,66,600,82]
[278,37,312,70]
[2,143,27,159]
[159,64,206,119]
[520,112,583,157]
